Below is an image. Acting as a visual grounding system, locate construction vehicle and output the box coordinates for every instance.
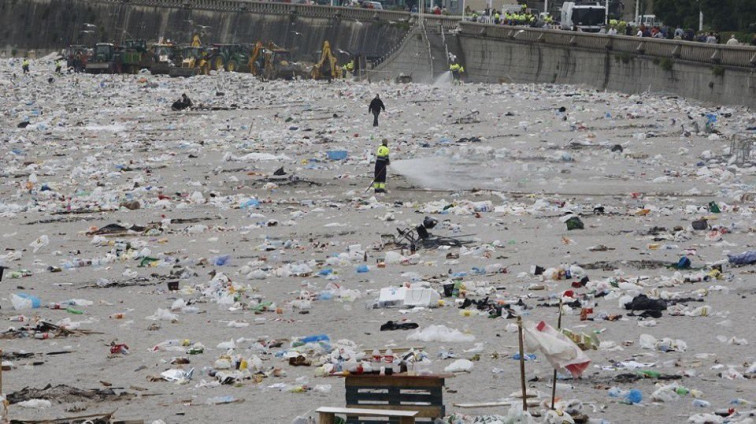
[560,2,606,33]
[169,46,210,77]
[121,39,151,74]
[310,41,342,81]
[209,44,250,72]
[85,43,122,74]
[65,45,90,72]
[261,43,306,80]
[248,41,265,76]
[169,33,209,77]
[149,42,180,75]
[635,14,662,27]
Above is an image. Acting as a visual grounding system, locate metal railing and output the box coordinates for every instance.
[458,22,756,68]
[96,0,411,21]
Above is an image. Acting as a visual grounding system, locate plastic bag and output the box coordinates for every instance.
[523,320,591,378]
[444,359,474,373]
[29,235,49,253]
[11,293,41,310]
[407,325,475,343]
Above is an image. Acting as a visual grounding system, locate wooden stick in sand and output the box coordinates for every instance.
[516,316,527,412]
[551,298,563,410]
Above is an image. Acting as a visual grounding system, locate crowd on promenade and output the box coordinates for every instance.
[461,8,756,46]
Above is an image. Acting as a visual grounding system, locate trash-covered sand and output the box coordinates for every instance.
[1,58,755,424]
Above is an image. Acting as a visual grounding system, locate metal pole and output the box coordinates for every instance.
[699,8,703,32]
[462,0,465,19]
[634,0,639,24]
[517,316,528,412]
[605,0,609,25]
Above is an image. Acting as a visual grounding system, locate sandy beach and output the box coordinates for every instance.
[1,59,755,423]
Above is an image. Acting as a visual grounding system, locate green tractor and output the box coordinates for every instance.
[85,43,122,74]
[121,39,151,74]
[209,44,251,72]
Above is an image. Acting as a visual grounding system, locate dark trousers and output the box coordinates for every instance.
[372,110,380,127]
[374,160,387,183]
[374,159,387,191]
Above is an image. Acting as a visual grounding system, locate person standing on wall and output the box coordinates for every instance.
[368,94,385,127]
[373,138,390,193]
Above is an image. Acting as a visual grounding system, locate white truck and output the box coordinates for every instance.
[636,14,662,27]
[560,2,606,33]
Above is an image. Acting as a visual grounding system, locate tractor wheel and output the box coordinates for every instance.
[226,60,238,72]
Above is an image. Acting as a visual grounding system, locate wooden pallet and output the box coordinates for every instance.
[317,407,417,424]
[345,375,445,423]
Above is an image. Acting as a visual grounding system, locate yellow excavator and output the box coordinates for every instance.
[311,41,342,81]
[169,33,210,77]
[248,41,264,76]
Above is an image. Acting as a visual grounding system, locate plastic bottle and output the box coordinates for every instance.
[692,399,710,408]
[65,307,84,315]
[109,313,124,319]
[608,387,627,398]
[384,349,394,365]
[152,339,181,351]
[48,302,63,310]
[35,332,50,340]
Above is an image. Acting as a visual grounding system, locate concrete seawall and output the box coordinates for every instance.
[458,23,756,109]
[0,0,414,61]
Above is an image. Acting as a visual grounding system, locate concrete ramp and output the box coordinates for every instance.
[364,16,462,84]
[363,23,434,83]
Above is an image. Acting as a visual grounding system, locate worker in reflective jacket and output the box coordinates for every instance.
[373,139,390,193]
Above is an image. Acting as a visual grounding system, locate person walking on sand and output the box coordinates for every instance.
[22,58,30,74]
[368,94,385,127]
[373,138,390,193]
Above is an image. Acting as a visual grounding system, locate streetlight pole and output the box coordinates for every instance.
[605,0,609,25]
[698,1,703,31]
[634,0,639,24]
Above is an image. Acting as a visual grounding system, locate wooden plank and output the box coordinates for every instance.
[453,401,512,408]
[346,404,442,418]
[317,407,417,417]
[345,376,444,388]
[319,411,336,424]
[346,392,441,404]
[453,400,540,408]
[348,386,439,395]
